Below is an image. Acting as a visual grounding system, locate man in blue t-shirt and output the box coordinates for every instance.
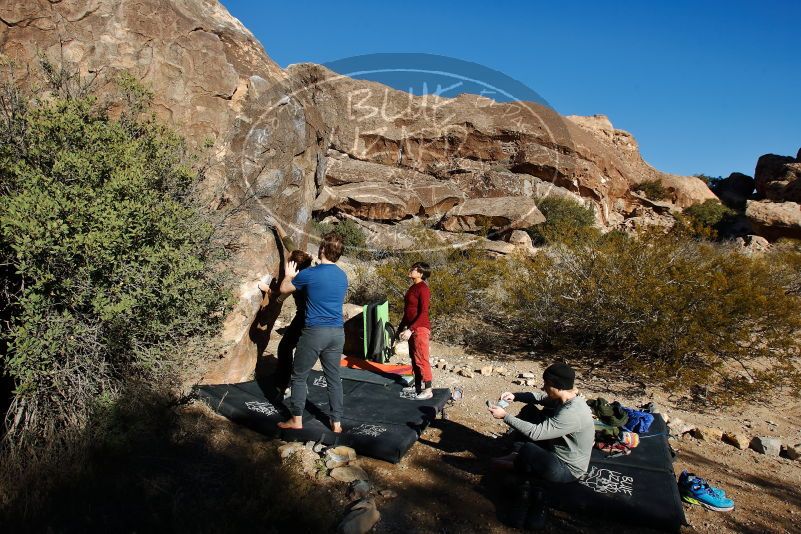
[277,232,349,433]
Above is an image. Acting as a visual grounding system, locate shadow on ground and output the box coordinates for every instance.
[0,385,338,533]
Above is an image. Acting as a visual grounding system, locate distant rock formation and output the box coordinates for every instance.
[713,172,755,210]
[755,150,801,203]
[745,200,801,240]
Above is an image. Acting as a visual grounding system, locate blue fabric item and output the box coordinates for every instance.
[292,264,348,327]
[622,407,655,433]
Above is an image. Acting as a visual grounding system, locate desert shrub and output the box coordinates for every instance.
[682,199,735,230]
[0,65,228,459]
[310,217,368,257]
[503,229,801,401]
[528,195,598,245]
[636,179,669,201]
[354,227,507,340]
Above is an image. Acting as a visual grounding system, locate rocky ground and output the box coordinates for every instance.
[203,330,801,534]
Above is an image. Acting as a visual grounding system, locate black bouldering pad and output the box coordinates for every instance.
[546,415,685,532]
[196,369,450,463]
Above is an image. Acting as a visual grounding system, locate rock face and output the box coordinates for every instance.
[755,151,801,203]
[288,64,714,226]
[440,197,545,232]
[745,200,801,240]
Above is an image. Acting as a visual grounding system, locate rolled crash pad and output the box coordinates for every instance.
[196,368,449,463]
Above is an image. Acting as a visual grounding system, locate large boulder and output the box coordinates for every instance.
[755,151,801,202]
[313,156,464,220]
[440,197,545,233]
[745,200,801,240]
[713,172,755,209]
[288,63,714,227]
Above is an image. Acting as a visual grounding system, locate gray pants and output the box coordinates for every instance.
[288,327,345,422]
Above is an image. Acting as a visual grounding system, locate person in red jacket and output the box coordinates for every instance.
[397,262,433,400]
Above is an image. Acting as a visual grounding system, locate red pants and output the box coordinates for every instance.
[409,327,432,385]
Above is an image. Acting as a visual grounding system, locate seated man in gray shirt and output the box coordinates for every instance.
[488,362,594,529]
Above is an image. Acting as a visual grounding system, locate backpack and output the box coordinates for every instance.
[362,299,395,364]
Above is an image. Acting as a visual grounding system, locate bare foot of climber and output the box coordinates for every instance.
[277,416,303,430]
[331,422,342,433]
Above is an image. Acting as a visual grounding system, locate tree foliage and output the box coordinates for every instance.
[0,64,228,454]
[635,179,669,201]
[682,199,735,230]
[529,195,597,245]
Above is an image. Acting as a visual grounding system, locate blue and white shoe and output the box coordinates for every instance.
[678,471,734,511]
[678,470,726,497]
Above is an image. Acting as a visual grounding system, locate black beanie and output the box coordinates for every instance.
[542,363,575,390]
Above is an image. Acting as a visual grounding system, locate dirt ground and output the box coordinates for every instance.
[243,330,801,533]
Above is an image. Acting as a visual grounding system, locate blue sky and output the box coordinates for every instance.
[221,0,800,178]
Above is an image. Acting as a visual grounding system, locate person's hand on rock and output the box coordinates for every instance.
[285,260,298,279]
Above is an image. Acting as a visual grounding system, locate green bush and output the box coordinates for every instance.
[528,195,597,245]
[0,66,227,454]
[636,179,669,201]
[682,199,735,230]
[351,227,504,340]
[502,230,801,401]
[310,217,367,256]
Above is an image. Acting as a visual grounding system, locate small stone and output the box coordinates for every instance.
[495,367,508,376]
[379,489,397,499]
[750,436,782,456]
[781,443,801,461]
[525,379,537,387]
[278,442,305,459]
[767,420,777,426]
[313,443,326,453]
[668,418,695,436]
[338,498,380,534]
[330,465,369,483]
[329,446,357,461]
[348,479,372,499]
[326,459,348,469]
[287,448,320,476]
[692,426,724,442]
[520,372,536,379]
[513,379,526,385]
[722,432,750,450]
[479,366,493,376]
[458,369,474,378]
[467,356,475,360]
[305,441,316,450]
